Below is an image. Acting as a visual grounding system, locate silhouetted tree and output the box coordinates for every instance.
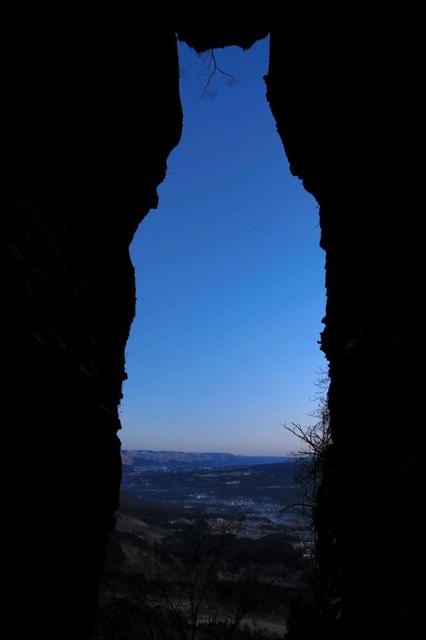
[284,374,331,518]
[92,514,303,639]
[282,375,331,639]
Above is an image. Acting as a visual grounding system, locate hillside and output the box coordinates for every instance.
[91,490,313,639]
[121,449,292,468]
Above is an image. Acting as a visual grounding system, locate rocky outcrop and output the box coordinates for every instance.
[264,5,407,639]
[7,4,182,638]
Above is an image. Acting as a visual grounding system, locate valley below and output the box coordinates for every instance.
[92,453,315,639]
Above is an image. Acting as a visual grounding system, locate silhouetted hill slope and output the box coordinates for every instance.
[122,449,293,468]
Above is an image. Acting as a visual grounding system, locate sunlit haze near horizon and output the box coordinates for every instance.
[120,38,326,456]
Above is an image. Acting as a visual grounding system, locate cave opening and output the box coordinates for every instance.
[8,5,406,639]
[122,38,326,464]
[93,37,327,639]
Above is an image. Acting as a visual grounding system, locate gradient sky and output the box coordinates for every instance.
[120,38,326,455]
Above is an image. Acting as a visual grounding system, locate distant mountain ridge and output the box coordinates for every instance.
[121,449,293,469]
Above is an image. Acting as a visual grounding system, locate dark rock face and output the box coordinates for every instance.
[7,2,407,639]
[264,5,408,639]
[7,4,182,638]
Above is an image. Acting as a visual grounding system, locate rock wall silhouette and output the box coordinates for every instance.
[7,2,407,639]
[264,5,408,639]
[7,4,182,638]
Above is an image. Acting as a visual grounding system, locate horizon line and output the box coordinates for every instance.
[121,447,299,457]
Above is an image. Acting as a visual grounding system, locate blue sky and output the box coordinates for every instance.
[120,38,326,455]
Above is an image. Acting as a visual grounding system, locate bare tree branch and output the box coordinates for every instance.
[200,49,237,100]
